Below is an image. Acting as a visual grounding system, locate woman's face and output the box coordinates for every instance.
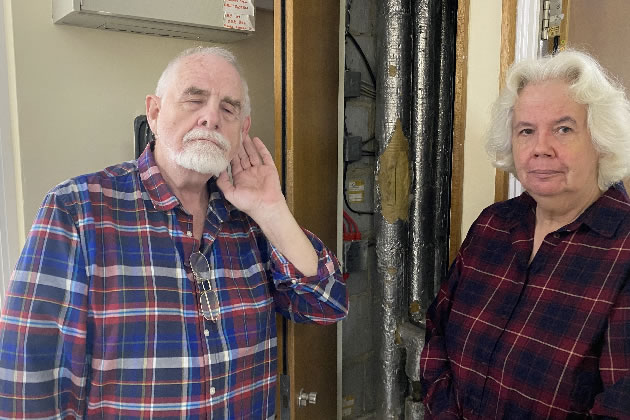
[511,79,600,203]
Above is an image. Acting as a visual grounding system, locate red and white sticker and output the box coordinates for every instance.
[223,0,255,32]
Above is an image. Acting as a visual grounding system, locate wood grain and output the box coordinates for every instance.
[494,0,518,204]
[274,0,340,418]
[450,0,470,262]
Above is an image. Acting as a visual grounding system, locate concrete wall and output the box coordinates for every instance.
[4,1,274,249]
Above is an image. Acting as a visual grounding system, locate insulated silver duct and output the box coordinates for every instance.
[374,0,412,418]
[373,0,457,417]
[432,0,458,298]
[408,0,440,327]
[405,398,425,420]
[398,322,425,420]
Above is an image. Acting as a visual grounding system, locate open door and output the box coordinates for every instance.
[274,0,340,419]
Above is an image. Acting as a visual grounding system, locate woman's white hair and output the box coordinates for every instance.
[155,46,251,117]
[485,49,630,190]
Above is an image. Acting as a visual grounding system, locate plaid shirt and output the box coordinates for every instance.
[0,144,347,419]
[421,185,630,419]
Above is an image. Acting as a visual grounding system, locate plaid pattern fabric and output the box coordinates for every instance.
[421,185,630,419]
[0,144,347,419]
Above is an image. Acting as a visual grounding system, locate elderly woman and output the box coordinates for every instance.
[420,50,630,419]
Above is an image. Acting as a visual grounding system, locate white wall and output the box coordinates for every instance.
[0,0,19,288]
[5,1,274,256]
[461,0,502,237]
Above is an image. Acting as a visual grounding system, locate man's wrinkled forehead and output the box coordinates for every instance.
[167,56,239,98]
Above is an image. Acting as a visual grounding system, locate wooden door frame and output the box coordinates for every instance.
[494,0,518,203]
[274,1,340,419]
[450,0,470,261]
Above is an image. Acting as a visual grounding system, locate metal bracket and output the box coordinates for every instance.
[279,374,291,419]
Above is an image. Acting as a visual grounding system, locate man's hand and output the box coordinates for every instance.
[216,135,285,221]
[216,134,318,276]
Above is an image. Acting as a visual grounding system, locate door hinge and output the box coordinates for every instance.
[297,389,317,407]
[541,0,564,41]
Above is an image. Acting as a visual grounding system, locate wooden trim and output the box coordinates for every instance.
[274,0,284,184]
[559,0,570,50]
[499,0,517,92]
[494,0,518,203]
[274,1,339,418]
[272,0,284,410]
[494,170,510,203]
[449,0,470,262]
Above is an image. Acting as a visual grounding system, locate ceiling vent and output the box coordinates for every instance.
[52,0,255,42]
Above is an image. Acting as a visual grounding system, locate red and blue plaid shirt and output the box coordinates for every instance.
[421,185,630,419]
[0,144,347,419]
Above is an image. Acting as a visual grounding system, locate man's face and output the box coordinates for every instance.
[147,54,250,176]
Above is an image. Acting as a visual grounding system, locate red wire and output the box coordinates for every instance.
[343,210,361,241]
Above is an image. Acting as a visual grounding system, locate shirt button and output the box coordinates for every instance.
[186,231,193,237]
[210,387,216,395]
[204,329,209,336]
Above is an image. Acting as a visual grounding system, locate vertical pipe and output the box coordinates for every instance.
[408,0,440,326]
[432,0,458,298]
[374,0,411,418]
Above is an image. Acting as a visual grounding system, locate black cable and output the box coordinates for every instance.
[552,35,560,55]
[344,1,374,217]
[343,161,374,215]
[345,32,376,88]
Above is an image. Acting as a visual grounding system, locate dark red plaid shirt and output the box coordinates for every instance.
[421,185,630,419]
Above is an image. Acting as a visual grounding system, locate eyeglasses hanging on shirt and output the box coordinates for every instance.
[190,251,221,322]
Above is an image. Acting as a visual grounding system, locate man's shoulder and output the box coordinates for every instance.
[46,159,140,208]
[53,160,137,190]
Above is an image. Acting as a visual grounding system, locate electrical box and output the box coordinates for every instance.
[52,0,255,43]
[344,135,363,162]
[344,71,361,98]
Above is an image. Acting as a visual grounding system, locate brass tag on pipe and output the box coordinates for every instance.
[378,119,410,223]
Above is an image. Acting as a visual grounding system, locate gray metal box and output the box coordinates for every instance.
[52,0,255,42]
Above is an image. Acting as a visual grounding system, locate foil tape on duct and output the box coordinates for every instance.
[405,398,425,420]
[408,0,440,327]
[398,322,425,403]
[374,0,411,418]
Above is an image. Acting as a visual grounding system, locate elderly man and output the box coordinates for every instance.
[420,50,630,419]
[0,46,347,419]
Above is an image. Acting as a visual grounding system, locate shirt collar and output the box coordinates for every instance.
[500,184,629,238]
[573,183,629,238]
[137,142,236,222]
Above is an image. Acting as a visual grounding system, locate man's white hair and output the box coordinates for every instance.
[155,46,251,118]
[485,49,630,190]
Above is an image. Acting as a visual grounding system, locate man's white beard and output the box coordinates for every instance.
[172,128,232,176]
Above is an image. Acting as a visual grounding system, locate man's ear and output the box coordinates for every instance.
[145,95,160,137]
[241,115,251,138]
